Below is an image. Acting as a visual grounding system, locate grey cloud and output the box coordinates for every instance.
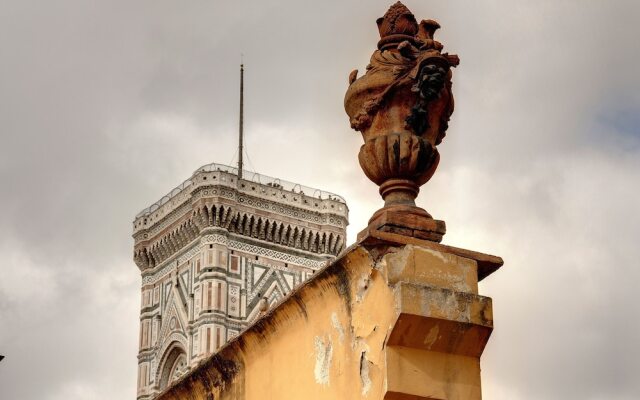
[1,0,639,399]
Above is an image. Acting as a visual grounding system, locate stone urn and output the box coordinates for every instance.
[345,2,459,242]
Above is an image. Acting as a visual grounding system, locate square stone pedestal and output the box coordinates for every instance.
[360,229,502,400]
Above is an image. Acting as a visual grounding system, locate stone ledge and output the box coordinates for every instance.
[389,282,493,357]
[360,228,503,281]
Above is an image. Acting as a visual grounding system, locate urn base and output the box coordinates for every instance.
[358,204,446,243]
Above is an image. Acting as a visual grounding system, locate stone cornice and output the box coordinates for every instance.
[134,201,346,271]
[133,186,347,244]
[133,168,348,237]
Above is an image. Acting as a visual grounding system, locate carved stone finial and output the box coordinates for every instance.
[376,2,418,39]
[345,3,459,243]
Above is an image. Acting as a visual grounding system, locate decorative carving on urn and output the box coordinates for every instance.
[345,2,459,243]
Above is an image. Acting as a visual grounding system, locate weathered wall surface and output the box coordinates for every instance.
[156,242,498,400]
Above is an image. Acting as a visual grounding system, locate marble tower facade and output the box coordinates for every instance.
[133,163,348,399]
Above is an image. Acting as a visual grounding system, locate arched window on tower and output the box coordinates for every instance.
[158,343,188,391]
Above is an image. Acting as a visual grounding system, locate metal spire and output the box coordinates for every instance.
[238,61,244,180]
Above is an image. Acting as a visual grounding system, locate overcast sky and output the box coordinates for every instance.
[1,0,639,399]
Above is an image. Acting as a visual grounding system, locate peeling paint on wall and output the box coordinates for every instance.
[355,276,370,303]
[331,312,345,344]
[359,351,372,396]
[154,243,497,400]
[314,336,333,385]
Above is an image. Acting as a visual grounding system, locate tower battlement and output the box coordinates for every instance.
[134,163,347,235]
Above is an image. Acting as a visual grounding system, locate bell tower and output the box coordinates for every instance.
[132,64,349,399]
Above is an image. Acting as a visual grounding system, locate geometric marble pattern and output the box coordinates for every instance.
[134,166,348,399]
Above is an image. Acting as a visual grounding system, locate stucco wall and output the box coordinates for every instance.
[156,242,499,400]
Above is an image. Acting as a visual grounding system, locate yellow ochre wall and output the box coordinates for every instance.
[157,242,498,400]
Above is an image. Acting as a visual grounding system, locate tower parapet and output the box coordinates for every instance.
[133,162,348,271]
